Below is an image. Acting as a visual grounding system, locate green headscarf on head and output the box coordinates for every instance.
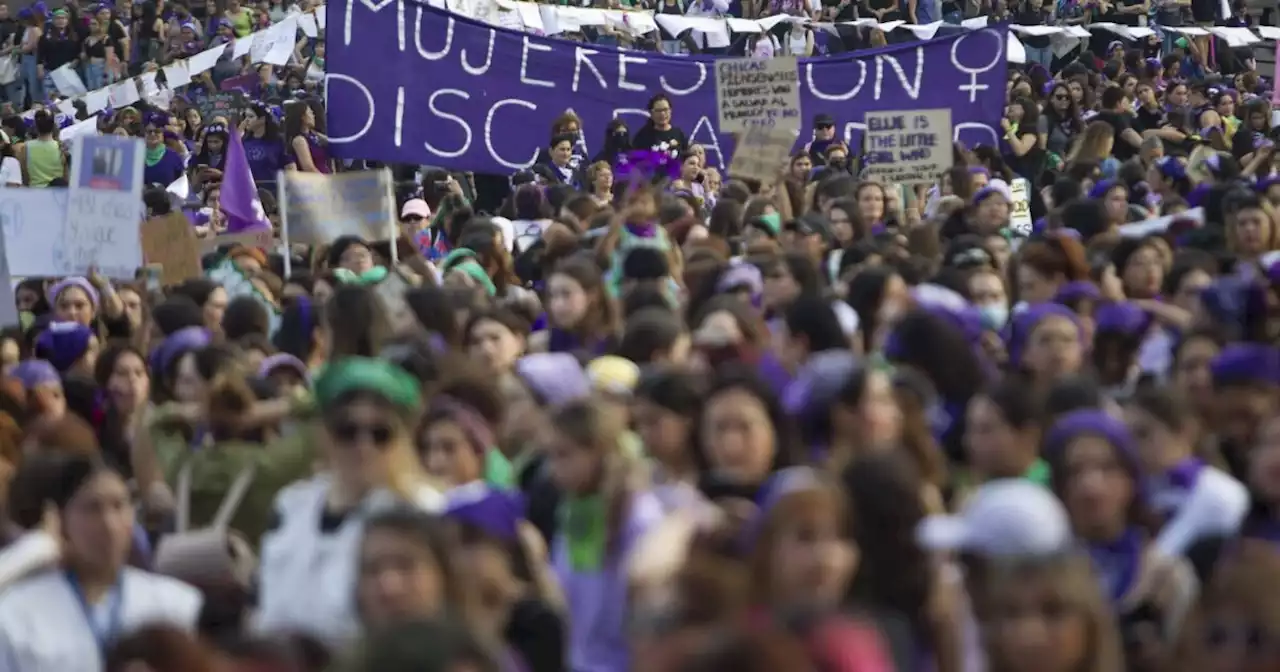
[440,248,497,296]
[332,266,390,286]
[314,357,422,411]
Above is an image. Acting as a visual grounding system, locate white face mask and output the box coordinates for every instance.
[978,303,1010,330]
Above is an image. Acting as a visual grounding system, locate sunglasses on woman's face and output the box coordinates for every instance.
[329,418,395,447]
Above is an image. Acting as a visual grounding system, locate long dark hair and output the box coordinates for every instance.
[591,118,632,166]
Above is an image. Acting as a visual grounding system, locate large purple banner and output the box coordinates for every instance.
[326,0,1008,174]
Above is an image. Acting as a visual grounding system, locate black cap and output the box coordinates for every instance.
[813,113,835,128]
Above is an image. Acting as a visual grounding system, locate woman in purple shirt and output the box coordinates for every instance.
[142,113,186,186]
[240,102,290,182]
[284,99,331,174]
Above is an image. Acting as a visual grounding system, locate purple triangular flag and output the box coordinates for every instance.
[220,127,272,234]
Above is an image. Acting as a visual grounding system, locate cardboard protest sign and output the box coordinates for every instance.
[861,109,953,187]
[728,126,797,183]
[715,57,801,133]
[281,169,397,245]
[141,213,203,285]
[64,135,145,279]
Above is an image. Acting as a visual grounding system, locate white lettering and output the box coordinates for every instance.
[875,48,923,101]
[486,99,539,169]
[841,122,865,147]
[462,28,495,75]
[617,53,648,92]
[520,37,555,88]
[394,86,405,148]
[414,7,453,60]
[345,0,400,47]
[806,60,865,101]
[322,74,376,143]
[689,116,726,170]
[426,89,473,158]
[954,122,998,148]
[574,48,607,93]
[612,108,650,132]
[660,62,706,97]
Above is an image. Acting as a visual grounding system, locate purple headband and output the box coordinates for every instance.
[431,395,495,453]
[1087,179,1123,200]
[514,353,590,408]
[443,484,526,542]
[149,326,212,376]
[1044,409,1141,479]
[1053,280,1101,305]
[715,261,763,301]
[10,359,61,390]
[1211,343,1280,388]
[258,353,310,384]
[1006,303,1083,367]
[47,277,100,309]
[781,350,860,418]
[1093,302,1152,336]
[35,322,93,372]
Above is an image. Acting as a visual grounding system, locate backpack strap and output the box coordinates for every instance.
[174,459,258,533]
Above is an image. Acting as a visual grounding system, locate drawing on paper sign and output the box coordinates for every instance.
[325,0,1008,175]
[861,109,953,187]
[77,136,139,193]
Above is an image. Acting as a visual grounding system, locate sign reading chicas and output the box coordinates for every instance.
[326,0,1009,174]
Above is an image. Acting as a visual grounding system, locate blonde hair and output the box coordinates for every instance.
[979,554,1124,672]
[1069,121,1116,165]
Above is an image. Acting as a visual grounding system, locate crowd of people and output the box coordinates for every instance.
[2,0,1280,671]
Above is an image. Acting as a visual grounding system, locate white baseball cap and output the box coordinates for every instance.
[917,479,1072,558]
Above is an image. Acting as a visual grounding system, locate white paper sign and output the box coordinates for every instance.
[251,17,298,66]
[163,60,192,88]
[0,188,68,276]
[50,64,87,96]
[1009,177,1032,236]
[64,135,146,279]
[108,79,140,107]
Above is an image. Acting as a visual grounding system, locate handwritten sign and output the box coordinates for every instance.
[197,91,246,125]
[206,259,281,335]
[862,109,953,187]
[0,188,67,276]
[728,126,797,183]
[715,57,801,133]
[141,213,203,285]
[281,169,397,245]
[64,135,145,279]
[1009,178,1032,236]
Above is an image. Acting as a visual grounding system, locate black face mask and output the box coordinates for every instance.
[829,158,847,169]
[612,129,627,139]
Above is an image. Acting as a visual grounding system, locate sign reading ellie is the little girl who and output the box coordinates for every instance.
[325,0,1008,175]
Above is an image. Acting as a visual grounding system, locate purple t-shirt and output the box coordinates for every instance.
[241,135,290,182]
[143,149,186,186]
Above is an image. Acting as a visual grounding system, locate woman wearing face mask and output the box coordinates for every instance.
[0,453,203,671]
[591,119,631,167]
[257,358,445,646]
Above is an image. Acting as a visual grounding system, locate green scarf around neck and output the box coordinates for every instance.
[484,450,515,489]
[559,495,607,572]
[144,144,167,167]
[333,266,389,286]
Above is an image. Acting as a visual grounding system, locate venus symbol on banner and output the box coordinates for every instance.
[325,0,1007,175]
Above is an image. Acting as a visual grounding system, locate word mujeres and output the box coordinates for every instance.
[328,0,1008,174]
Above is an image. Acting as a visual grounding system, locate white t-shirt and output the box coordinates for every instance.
[0,156,22,186]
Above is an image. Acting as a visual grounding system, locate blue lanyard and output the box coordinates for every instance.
[65,571,125,653]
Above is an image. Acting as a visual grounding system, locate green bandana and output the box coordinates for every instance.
[484,449,515,489]
[145,144,167,167]
[441,248,496,296]
[757,211,782,236]
[333,266,389,286]
[1024,459,1051,487]
[559,495,607,572]
[314,357,421,410]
